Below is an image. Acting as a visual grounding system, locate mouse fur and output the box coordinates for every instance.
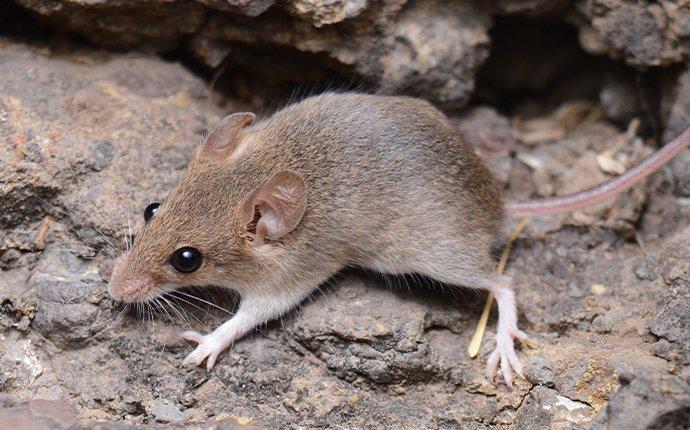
[109,92,525,385]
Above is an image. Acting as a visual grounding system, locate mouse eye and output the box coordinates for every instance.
[144,203,161,222]
[170,247,202,273]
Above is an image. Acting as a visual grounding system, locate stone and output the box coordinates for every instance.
[662,68,690,196]
[149,400,184,424]
[14,0,207,49]
[15,0,490,106]
[593,374,690,429]
[573,0,690,67]
[0,394,78,430]
[288,276,436,384]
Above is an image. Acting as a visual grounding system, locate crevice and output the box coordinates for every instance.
[473,15,665,138]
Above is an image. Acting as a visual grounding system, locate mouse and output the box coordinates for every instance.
[107,92,690,387]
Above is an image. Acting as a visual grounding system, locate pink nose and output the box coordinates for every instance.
[108,255,157,302]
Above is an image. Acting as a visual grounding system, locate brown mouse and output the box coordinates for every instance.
[107,92,690,387]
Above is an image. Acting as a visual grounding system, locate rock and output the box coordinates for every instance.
[288,276,436,384]
[378,0,490,105]
[288,0,370,27]
[149,400,184,424]
[662,68,690,196]
[649,291,690,365]
[14,0,207,49]
[649,229,690,364]
[593,374,690,430]
[223,0,277,17]
[573,0,690,67]
[0,267,34,331]
[0,394,78,430]
[524,355,556,387]
[0,393,263,429]
[0,333,45,392]
[28,248,103,345]
[515,386,596,429]
[14,0,491,106]
[196,0,490,106]
[0,36,220,257]
[492,0,571,16]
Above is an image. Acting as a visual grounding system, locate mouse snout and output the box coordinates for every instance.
[108,254,158,303]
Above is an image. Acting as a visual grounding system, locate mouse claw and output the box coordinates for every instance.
[485,329,526,388]
[181,330,228,371]
[182,330,204,344]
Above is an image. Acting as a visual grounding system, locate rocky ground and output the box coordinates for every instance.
[1,1,689,429]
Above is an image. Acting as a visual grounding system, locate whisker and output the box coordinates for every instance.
[166,293,221,325]
[127,212,133,252]
[167,295,209,329]
[171,290,234,315]
[160,295,192,328]
[82,305,128,343]
[152,298,173,323]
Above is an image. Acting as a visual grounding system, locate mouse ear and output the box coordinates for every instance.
[241,171,307,246]
[199,112,255,160]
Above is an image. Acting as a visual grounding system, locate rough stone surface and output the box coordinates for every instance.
[662,68,690,197]
[12,0,690,108]
[573,0,690,67]
[1,3,690,428]
[197,0,490,106]
[15,0,207,50]
[0,394,78,430]
[0,393,262,429]
[11,0,491,106]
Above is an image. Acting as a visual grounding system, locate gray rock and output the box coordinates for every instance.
[525,355,555,387]
[289,276,436,384]
[27,249,103,345]
[14,0,207,49]
[0,393,262,429]
[649,230,690,364]
[15,0,490,106]
[662,68,690,196]
[149,400,184,424]
[515,386,596,429]
[573,0,690,67]
[0,394,78,430]
[593,375,690,430]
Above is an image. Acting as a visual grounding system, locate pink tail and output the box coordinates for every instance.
[504,127,690,218]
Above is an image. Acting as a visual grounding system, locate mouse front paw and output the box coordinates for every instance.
[181,330,230,371]
[485,329,528,387]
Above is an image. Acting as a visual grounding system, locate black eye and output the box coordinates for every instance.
[170,247,202,273]
[144,203,161,222]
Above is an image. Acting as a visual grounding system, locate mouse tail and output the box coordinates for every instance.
[504,126,690,218]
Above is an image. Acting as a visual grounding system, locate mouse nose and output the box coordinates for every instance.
[108,255,157,302]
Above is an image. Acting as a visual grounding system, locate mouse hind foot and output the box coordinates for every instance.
[417,262,528,387]
[473,275,529,387]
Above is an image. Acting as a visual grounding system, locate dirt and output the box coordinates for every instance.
[1,1,690,429]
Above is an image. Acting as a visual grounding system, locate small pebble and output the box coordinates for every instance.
[590,284,607,295]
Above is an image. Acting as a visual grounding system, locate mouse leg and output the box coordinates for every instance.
[411,258,527,386]
[181,290,307,371]
[474,275,528,387]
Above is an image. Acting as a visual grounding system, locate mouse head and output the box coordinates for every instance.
[108,112,307,303]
